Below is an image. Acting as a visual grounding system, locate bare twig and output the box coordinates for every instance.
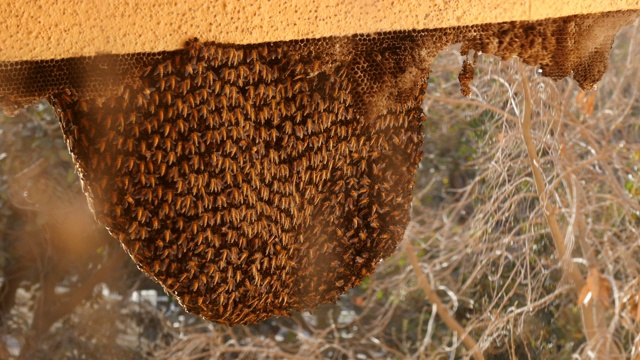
[404,241,485,360]
[519,72,621,359]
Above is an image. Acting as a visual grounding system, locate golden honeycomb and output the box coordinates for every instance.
[0,10,637,324]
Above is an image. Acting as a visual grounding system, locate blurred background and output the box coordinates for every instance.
[1,21,640,360]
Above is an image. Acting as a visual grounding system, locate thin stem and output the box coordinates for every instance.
[519,73,621,359]
[404,241,485,360]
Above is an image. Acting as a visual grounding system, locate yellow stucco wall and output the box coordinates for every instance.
[1,1,639,61]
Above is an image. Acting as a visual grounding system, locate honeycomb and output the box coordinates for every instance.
[0,10,637,325]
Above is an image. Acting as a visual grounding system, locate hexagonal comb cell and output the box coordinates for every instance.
[0,11,637,324]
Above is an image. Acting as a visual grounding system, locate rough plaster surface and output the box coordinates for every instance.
[1,0,639,61]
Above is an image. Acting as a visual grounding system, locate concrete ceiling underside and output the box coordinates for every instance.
[1,1,639,61]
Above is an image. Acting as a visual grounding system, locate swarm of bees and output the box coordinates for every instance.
[49,36,427,324]
[0,11,636,324]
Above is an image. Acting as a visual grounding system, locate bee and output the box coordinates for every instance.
[154,161,166,176]
[181,79,191,95]
[135,207,145,221]
[160,259,170,272]
[147,173,156,187]
[205,264,216,276]
[247,48,258,62]
[124,193,135,204]
[136,94,147,108]
[238,65,249,80]
[149,90,159,106]
[238,251,248,264]
[153,64,164,77]
[213,81,222,95]
[176,159,188,174]
[178,272,189,283]
[184,63,194,77]
[250,263,260,281]
[165,151,176,165]
[139,226,150,239]
[255,44,268,58]
[137,161,147,174]
[130,242,141,255]
[220,248,230,263]
[227,48,239,65]
[176,217,184,230]
[212,46,223,63]
[212,234,221,247]
[199,105,208,118]
[158,78,167,92]
[163,75,174,90]
[141,65,153,77]
[163,229,172,242]
[169,261,178,273]
[177,179,187,194]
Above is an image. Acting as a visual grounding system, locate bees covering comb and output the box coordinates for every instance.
[1,11,637,324]
[48,36,428,325]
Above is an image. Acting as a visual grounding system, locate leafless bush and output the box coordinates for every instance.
[413,20,640,358]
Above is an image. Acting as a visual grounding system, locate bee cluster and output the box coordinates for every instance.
[0,10,635,324]
[48,34,427,324]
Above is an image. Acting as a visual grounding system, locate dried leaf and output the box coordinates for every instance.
[575,90,596,116]
[623,288,640,323]
[578,268,611,308]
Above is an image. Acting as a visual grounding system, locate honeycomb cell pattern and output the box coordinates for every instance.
[0,11,637,324]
